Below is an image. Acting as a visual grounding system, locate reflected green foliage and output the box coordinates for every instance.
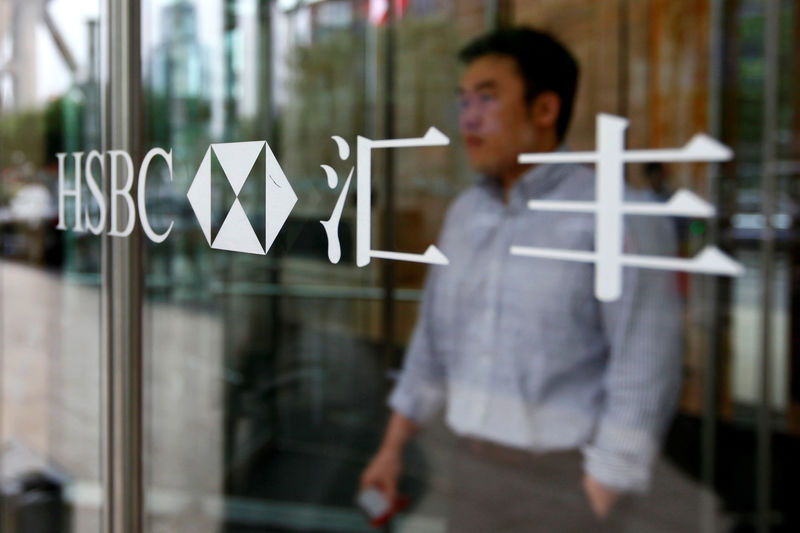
[734,3,797,161]
[0,108,46,171]
[0,95,82,195]
[281,30,367,181]
[281,18,462,180]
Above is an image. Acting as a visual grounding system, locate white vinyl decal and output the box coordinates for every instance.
[355,127,451,267]
[53,118,744,287]
[512,113,744,302]
[318,128,451,266]
[187,140,298,256]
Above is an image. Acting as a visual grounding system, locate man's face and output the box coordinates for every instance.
[458,54,539,181]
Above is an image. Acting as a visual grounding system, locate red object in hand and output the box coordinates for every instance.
[356,488,410,528]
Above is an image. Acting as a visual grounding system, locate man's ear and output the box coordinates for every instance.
[530,91,561,131]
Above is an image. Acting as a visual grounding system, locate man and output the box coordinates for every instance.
[361,27,682,531]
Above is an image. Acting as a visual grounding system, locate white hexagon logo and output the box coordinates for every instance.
[187,141,297,255]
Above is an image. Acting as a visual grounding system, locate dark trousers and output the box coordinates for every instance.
[447,438,634,533]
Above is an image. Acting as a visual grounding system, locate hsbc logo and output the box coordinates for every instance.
[55,128,451,267]
[187,141,297,255]
[55,128,451,268]
[54,117,738,302]
[56,141,297,255]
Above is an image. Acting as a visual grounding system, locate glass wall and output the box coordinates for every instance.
[1,0,798,532]
[0,1,103,531]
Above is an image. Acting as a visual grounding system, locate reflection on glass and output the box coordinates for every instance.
[2,0,795,531]
[1,1,102,531]
[137,0,800,532]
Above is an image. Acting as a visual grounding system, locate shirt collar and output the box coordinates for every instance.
[480,144,570,209]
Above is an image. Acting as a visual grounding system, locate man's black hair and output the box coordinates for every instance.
[459,27,579,141]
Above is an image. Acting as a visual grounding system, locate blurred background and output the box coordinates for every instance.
[0,0,798,532]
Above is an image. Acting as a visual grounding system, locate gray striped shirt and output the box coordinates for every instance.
[389,161,683,492]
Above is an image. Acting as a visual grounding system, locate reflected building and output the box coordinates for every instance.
[147,0,210,151]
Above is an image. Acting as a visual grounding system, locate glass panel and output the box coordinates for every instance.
[0,0,103,531]
[135,1,799,532]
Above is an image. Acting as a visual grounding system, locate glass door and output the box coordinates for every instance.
[2,1,798,532]
[0,1,103,531]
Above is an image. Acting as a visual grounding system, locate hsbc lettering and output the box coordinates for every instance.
[56,148,175,243]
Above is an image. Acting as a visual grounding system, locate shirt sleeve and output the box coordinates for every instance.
[583,214,684,493]
[387,263,448,425]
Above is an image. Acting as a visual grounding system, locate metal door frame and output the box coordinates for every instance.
[101,1,144,532]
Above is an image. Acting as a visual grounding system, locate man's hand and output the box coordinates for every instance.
[360,448,403,505]
[360,412,418,505]
[582,474,620,519]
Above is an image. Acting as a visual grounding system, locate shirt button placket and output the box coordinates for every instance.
[475,213,508,427]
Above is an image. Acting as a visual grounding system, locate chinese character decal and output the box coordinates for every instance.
[320,135,353,264]
[320,127,451,267]
[512,113,744,302]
